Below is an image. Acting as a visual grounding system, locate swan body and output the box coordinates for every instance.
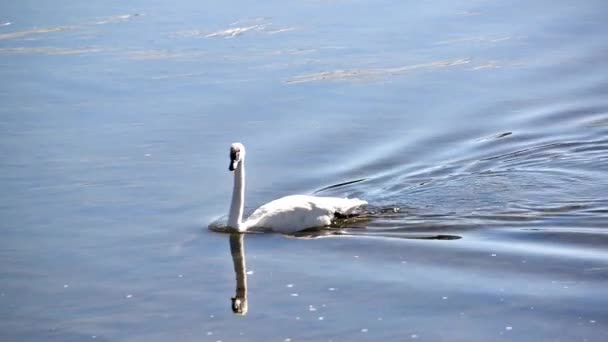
[226,143,367,234]
[243,194,367,234]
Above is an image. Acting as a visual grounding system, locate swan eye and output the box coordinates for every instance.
[230,150,239,161]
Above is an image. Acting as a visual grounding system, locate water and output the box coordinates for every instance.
[1,0,608,340]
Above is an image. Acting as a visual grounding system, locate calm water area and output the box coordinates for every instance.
[1,0,608,341]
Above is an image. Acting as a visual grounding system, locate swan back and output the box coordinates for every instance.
[243,195,367,234]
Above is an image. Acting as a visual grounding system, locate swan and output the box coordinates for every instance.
[226,142,367,234]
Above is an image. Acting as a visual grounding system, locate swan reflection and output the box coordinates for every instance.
[229,233,248,315]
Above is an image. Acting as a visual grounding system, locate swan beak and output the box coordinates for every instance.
[229,160,238,171]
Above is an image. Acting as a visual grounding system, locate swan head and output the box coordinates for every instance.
[229,142,246,171]
[231,296,248,315]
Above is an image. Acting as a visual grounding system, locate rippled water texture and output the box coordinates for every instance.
[1,0,607,341]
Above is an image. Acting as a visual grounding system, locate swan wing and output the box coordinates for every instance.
[243,195,367,233]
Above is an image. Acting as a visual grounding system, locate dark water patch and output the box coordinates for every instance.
[513,203,594,214]
[591,119,608,127]
[476,131,513,141]
[313,177,367,194]
[479,140,596,163]
[334,231,462,241]
[502,227,608,246]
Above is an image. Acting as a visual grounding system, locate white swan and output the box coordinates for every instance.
[227,142,367,234]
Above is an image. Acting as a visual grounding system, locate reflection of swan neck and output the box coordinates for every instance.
[230,234,248,315]
[228,161,245,230]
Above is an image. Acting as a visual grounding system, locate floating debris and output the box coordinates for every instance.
[267,27,296,34]
[286,59,470,84]
[0,47,105,55]
[477,132,513,141]
[205,25,262,38]
[436,35,513,45]
[96,13,141,25]
[202,17,295,39]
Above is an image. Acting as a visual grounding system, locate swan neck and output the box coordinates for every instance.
[228,160,245,230]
